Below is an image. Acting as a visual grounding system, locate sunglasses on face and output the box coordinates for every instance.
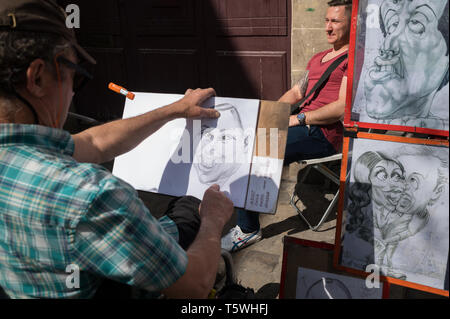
[56,56,94,93]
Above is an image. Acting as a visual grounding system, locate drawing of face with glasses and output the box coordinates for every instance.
[193,104,253,185]
[364,0,449,127]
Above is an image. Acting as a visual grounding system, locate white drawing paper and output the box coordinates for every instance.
[296,267,383,299]
[340,138,449,289]
[112,92,260,208]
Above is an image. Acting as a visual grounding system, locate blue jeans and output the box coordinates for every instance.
[237,125,336,233]
[284,125,336,165]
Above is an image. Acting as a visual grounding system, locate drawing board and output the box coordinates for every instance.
[245,101,290,214]
[112,92,260,208]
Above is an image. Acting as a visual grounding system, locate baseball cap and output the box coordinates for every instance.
[0,0,96,65]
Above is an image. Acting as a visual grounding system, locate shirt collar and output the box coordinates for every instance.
[0,123,74,156]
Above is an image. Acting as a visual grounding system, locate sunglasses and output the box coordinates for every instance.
[56,56,94,93]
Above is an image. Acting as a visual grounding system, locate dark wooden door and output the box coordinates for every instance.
[57,0,290,122]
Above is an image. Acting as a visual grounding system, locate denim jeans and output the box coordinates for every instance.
[284,125,336,165]
[237,125,336,233]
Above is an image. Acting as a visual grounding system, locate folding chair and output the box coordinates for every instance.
[290,153,342,231]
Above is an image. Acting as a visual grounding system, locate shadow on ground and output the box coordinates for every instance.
[262,180,339,239]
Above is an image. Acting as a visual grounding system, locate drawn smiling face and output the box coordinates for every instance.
[364,0,449,120]
[193,104,250,185]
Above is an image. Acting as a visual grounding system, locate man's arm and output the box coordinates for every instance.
[72,88,219,164]
[285,76,347,127]
[278,72,309,105]
[162,185,234,299]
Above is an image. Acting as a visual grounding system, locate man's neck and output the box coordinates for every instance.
[322,43,349,62]
[332,43,349,54]
[0,97,37,125]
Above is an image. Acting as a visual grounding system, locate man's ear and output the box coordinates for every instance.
[429,184,445,207]
[25,59,48,98]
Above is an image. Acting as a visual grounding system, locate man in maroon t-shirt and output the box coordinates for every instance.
[221,0,352,252]
[279,0,351,164]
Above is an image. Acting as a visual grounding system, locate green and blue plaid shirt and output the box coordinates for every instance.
[0,124,188,299]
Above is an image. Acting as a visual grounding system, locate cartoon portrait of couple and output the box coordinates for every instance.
[353,0,449,131]
[341,140,449,289]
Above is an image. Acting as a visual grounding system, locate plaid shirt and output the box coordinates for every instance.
[0,124,187,299]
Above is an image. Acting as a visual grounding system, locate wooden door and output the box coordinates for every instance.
[57,0,290,122]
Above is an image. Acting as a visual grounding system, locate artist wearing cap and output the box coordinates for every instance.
[0,0,232,299]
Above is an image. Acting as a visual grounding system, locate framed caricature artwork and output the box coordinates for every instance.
[334,133,449,297]
[344,0,449,136]
[279,237,388,299]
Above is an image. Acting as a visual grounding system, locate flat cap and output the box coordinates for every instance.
[0,0,95,65]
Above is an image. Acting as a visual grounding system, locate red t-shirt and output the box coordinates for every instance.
[301,48,348,152]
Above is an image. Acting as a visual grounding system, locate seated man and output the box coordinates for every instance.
[0,0,233,299]
[222,0,351,252]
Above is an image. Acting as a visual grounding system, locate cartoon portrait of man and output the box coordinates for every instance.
[357,0,449,130]
[193,103,252,186]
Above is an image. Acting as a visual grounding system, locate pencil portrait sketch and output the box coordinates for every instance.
[112,93,260,208]
[192,103,252,186]
[341,140,449,289]
[296,267,383,299]
[156,99,259,208]
[352,0,449,131]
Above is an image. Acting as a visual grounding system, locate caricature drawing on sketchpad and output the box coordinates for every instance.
[158,102,256,207]
[193,103,252,186]
[112,93,259,208]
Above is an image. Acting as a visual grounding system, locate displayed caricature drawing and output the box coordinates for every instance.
[341,139,449,289]
[351,0,449,131]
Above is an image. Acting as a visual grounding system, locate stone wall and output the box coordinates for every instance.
[291,0,330,86]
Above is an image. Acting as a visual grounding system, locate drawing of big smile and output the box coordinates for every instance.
[369,49,404,82]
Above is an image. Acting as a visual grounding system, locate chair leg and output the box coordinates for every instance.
[298,165,312,184]
[310,189,339,231]
[290,188,315,230]
[290,185,340,231]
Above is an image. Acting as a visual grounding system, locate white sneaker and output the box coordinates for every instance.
[221,226,262,252]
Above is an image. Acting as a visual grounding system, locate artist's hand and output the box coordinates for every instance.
[174,88,220,119]
[199,184,234,230]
